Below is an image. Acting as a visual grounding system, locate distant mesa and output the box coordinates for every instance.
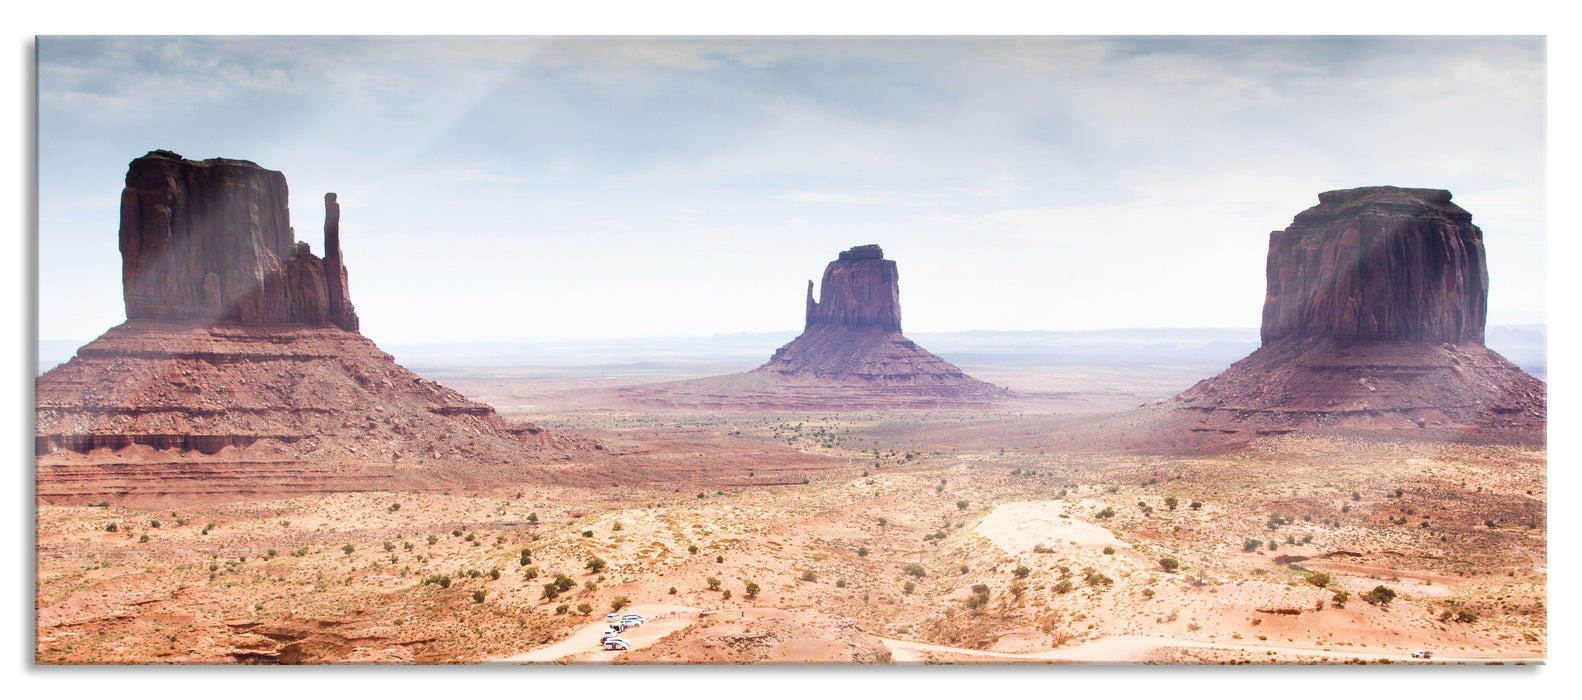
[36,151,592,505]
[1168,185,1545,443]
[615,245,1009,410]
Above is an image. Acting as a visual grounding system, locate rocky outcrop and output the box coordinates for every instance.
[119,150,358,331]
[1170,187,1544,443]
[803,244,901,331]
[1261,186,1486,345]
[38,151,593,504]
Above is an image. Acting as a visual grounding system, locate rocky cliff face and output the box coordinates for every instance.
[119,150,358,331]
[804,244,902,331]
[1171,186,1543,442]
[1260,186,1487,345]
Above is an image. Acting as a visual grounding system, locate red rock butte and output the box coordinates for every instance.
[36,151,592,505]
[615,245,1007,411]
[1167,186,1544,444]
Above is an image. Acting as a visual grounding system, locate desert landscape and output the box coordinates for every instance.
[34,152,1546,665]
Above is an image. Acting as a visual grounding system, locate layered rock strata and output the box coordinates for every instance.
[38,151,590,503]
[1170,186,1544,441]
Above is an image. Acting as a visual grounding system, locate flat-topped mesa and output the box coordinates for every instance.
[804,244,902,332]
[119,150,358,331]
[1260,186,1486,346]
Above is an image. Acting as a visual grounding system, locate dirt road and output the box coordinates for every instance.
[488,604,702,664]
[880,634,1545,665]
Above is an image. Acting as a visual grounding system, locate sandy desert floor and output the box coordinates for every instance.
[35,364,1546,665]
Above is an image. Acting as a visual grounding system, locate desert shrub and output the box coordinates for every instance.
[966,591,990,609]
[1189,501,1203,510]
[1484,519,1497,529]
[1013,565,1031,578]
[745,582,760,598]
[554,574,576,592]
[1302,534,1313,544]
[1268,541,1278,551]
[1084,570,1113,586]
[522,567,538,580]
[902,563,926,578]
[388,503,400,512]
[424,574,452,588]
[473,590,487,603]
[1360,585,1397,607]
[707,576,721,590]
[612,521,623,531]
[1033,543,1054,554]
[1341,504,1352,513]
[1164,497,1179,511]
[1103,546,1116,555]
[105,523,118,532]
[427,534,439,545]
[527,512,538,523]
[452,529,462,537]
[577,602,593,614]
[291,548,308,557]
[722,589,732,600]
[341,544,355,557]
[800,569,818,582]
[903,581,915,594]
[1010,581,1027,599]
[1305,572,1331,588]
[1095,507,1115,519]
[688,545,699,554]
[716,555,724,563]
[582,530,594,538]
[555,604,569,614]
[383,540,396,552]
[971,583,990,595]
[541,583,559,600]
[611,596,629,611]
[489,568,501,580]
[138,534,150,543]
[1243,538,1262,552]
[582,579,596,591]
[521,548,533,566]
[148,519,160,528]
[959,564,969,574]
[1351,491,1361,500]
[467,568,482,578]
[876,517,887,527]
[1457,610,1478,624]
[1160,558,1180,572]
[1053,580,1073,594]
[267,548,277,558]
[957,500,969,510]
[668,586,678,595]
[1142,588,1155,598]
[857,546,870,557]
[587,557,607,573]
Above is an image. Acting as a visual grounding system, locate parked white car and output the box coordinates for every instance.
[603,637,630,651]
[1411,649,1433,659]
[605,613,621,623]
[619,614,644,626]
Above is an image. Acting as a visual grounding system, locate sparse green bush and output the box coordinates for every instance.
[1013,565,1031,578]
[1243,538,1262,552]
[527,512,538,523]
[716,555,724,563]
[903,581,915,594]
[857,546,869,557]
[1103,546,1115,555]
[1359,585,1397,607]
[966,591,990,609]
[383,540,396,552]
[800,569,818,582]
[1096,507,1115,519]
[341,544,355,557]
[555,603,569,614]
[1164,497,1179,511]
[489,567,501,580]
[473,590,487,603]
[541,583,560,600]
[668,586,678,595]
[1332,589,1349,607]
[388,503,400,512]
[1456,610,1478,624]
[707,576,721,591]
[522,567,538,580]
[587,557,607,573]
[959,564,969,574]
[424,574,452,588]
[1160,558,1180,572]
[956,500,969,510]
[427,534,439,545]
[1053,580,1073,594]
[521,548,532,566]
[577,602,593,614]
[835,578,848,588]
[1142,588,1155,598]
[105,523,118,532]
[902,563,926,578]
[138,534,150,543]
[688,545,699,554]
[611,596,629,611]
[745,582,760,599]
[612,521,623,531]
[722,589,732,600]
[1305,572,1331,588]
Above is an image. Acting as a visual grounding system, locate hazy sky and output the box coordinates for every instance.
[36,35,1546,344]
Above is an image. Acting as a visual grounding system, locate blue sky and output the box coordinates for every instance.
[36,35,1547,343]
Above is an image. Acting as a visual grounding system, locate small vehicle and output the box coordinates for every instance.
[620,614,645,626]
[600,627,622,641]
[605,613,621,623]
[1411,649,1433,659]
[603,637,630,651]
